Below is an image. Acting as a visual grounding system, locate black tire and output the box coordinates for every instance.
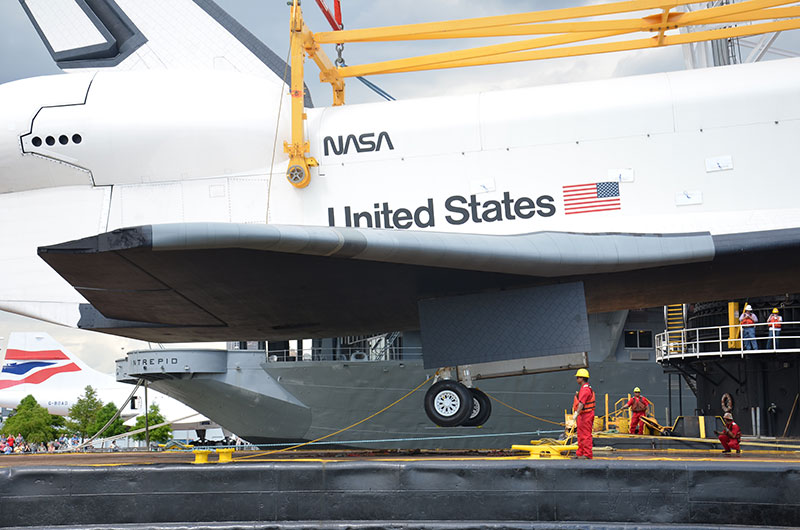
[462,388,492,427]
[424,380,473,427]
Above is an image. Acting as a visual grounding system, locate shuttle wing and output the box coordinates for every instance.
[38,222,800,343]
[18,0,309,102]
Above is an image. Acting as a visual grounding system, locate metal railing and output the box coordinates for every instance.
[260,346,424,363]
[656,320,800,362]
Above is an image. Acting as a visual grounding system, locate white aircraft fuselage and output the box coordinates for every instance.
[0,57,799,329]
[0,332,209,427]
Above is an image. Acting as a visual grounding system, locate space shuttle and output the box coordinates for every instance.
[1,0,799,426]
[0,332,215,431]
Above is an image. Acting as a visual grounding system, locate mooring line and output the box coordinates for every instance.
[234,376,432,460]
[483,390,566,427]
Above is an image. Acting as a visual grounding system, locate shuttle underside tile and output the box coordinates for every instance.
[419,283,589,368]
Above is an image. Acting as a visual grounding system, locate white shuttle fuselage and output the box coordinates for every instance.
[0,54,799,328]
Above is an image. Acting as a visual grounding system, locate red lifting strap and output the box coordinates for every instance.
[334,0,342,28]
[315,0,343,30]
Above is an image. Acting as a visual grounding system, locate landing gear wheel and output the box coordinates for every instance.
[286,164,309,188]
[424,380,473,427]
[462,388,492,427]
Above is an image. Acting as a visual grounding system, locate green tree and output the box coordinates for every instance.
[0,395,61,444]
[90,402,128,438]
[66,386,103,441]
[132,404,172,444]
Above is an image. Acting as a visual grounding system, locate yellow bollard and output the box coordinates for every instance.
[192,449,211,464]
[217,448,235,463]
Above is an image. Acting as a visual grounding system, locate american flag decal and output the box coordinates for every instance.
[563,181,621,215]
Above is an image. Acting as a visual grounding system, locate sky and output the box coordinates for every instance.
[0,0,695,103]
[0,0,797,371]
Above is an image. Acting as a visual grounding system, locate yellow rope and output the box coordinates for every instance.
[483,391,566,426]
[235,376,432,461]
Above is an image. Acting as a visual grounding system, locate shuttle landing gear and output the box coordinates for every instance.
[422,353,589,427]
[462,388,491,427]
[424,380,473,427]
[424,367,492,427]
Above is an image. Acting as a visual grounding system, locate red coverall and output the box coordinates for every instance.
[719,421,741,452]
[573,383,596,458]
[626,396,651,434]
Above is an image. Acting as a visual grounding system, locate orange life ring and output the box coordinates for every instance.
[721,392,734,413]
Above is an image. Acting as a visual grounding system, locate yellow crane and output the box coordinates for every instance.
[283,0,800,188]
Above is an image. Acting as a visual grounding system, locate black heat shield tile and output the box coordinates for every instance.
[418,282,590,368]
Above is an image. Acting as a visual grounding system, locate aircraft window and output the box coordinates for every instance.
[59,135,68,145]
[32,137,42,147]
[45,136,55,146]
[72,134,82,144]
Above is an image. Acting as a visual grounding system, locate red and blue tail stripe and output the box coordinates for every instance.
[4,348,70,361]
[0,348,81,390]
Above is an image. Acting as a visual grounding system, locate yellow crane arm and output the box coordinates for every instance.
[314,0,796,43]
[343,17,800,77]
[280,0,800,190]
[316,0,800,78]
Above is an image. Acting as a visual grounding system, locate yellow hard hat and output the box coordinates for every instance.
[773,308,780,313]
[634,387,641,392]
[575,368,590,378]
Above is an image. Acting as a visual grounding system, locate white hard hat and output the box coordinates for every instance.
[744,304,752,311]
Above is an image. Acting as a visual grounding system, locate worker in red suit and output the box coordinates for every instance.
[572,368,596,459]
[715,412,741,453]
[622,387,651,435]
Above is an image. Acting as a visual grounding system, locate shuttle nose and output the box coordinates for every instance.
[0,73,94,193]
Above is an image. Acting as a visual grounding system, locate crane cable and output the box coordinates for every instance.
[355,71,396,101]
[335,44,395,101]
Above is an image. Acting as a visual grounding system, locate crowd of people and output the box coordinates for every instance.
[0,433,84,454]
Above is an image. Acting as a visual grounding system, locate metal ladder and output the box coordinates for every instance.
[665,304,686,355]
